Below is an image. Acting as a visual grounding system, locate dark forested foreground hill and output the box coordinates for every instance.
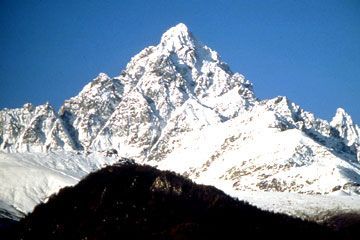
[6,163,360,240]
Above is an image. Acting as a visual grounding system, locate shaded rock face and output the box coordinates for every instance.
[12,164,344,240]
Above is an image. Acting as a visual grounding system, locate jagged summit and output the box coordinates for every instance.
[159,23,222,66]
[332,108,354,127]
[160,23,197,52]
[88,24,256,156]
[331,108,360,147]
[162,22,189,36]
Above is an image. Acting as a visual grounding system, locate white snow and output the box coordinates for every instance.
[230,190,360,222]
[0,151,118,217]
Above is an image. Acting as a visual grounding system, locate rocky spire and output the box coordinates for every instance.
[330,108,360,146]
[160,23,197,52]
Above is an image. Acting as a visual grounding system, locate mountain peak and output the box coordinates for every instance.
[331,108,360,148]
[97,72,110,81]
[160,23,196,51]
[165,23,189,34]
[331,108,353,127]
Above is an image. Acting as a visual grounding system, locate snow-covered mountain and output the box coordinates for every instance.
[1,23,360,220]
[59,73,124,150]
[0,103,76,152]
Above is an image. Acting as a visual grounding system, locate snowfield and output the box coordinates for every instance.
[0,151,118,218]
[232,190,360,222]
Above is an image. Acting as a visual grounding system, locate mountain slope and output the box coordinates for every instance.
[59,73,124,150]
[0,151,118,219]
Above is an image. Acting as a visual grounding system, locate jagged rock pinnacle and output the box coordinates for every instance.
[160,23,196,51]
[331,108,360,147]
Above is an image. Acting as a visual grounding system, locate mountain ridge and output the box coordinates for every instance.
[1,23,358,155]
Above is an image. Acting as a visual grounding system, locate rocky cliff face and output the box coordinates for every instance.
[59,73,124,150]
[0,103,76,152]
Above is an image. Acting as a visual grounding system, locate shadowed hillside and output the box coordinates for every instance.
[0,218,18,240]
[10,162,356,239]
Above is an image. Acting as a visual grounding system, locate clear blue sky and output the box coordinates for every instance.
[1,0,359,123]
